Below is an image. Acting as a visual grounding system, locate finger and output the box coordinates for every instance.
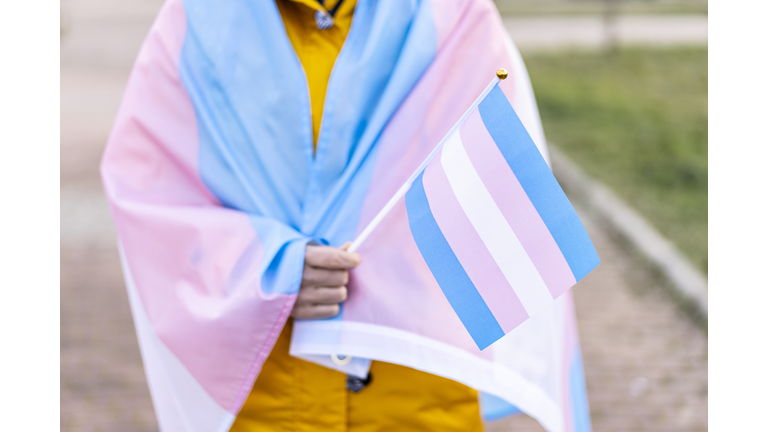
[291,303,340,320]
[295,286,347,305]
[305,245,360,269]
[305,245,361,270]
[301,266,348,287]
[340,242,352,251]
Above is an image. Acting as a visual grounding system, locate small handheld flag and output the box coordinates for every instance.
[350,69,599,350]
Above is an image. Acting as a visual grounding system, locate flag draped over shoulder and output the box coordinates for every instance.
[101,0,593,431]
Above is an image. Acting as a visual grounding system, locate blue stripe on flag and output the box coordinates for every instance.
[569,349,593,432]
[479,392,522,421]
[478,85,599,281]
[405,171,505,350]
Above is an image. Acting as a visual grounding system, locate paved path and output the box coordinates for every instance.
[504,15,707,51]
[60,1,707,430]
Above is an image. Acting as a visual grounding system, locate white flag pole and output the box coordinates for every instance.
[347,69,508,253]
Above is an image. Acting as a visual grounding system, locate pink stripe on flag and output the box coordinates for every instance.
[460,109,577,298]
[422,151,529,333]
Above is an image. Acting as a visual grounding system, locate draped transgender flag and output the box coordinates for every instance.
[404,81,600,350]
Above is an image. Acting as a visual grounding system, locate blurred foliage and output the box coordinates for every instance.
[493,0,708,15]
[525,47,707,273]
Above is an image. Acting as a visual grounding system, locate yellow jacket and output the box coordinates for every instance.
[230,1,482,431]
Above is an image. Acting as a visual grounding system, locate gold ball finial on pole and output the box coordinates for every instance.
[496,68,508,80]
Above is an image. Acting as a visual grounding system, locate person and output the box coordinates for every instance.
[101,0,592,431]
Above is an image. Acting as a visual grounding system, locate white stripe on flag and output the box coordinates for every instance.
[440,130,553,317]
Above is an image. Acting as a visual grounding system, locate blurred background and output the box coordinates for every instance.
[60,0,708,430]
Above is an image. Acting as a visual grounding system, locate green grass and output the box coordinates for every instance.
[524,47,708,273]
